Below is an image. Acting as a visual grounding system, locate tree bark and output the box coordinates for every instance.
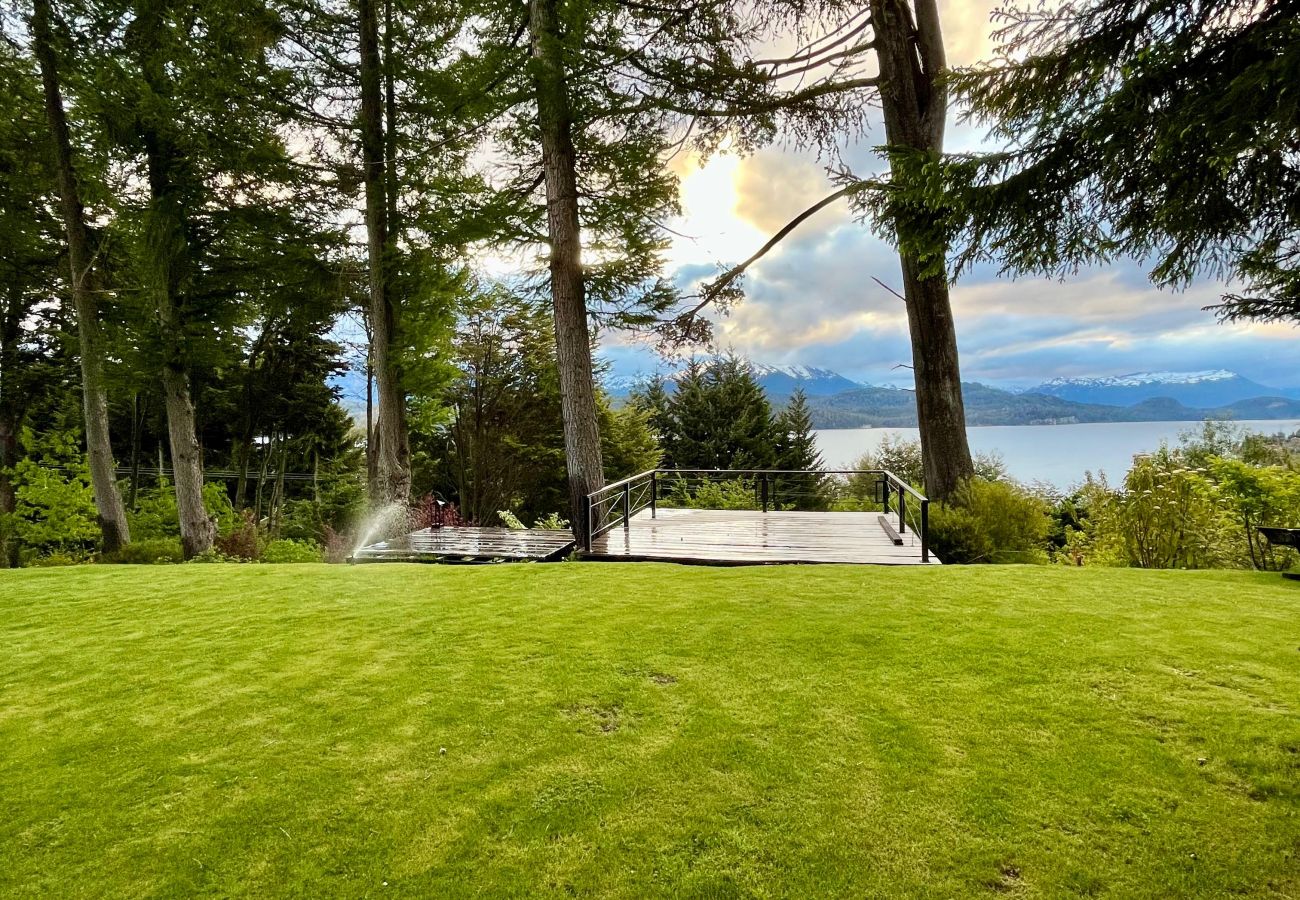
[0,294,22,567]
[135,2,215,558]
[128,392,142,509]
[359,0,410,505]
[32,0,132,552]
[870,0,973,500]
[528,0,606,537]
[0,418,17,568]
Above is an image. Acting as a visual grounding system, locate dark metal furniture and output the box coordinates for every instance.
[1259,527,1300,580]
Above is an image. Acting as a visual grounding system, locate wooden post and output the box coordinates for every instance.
[650,471,657,518]
[622,482,631,530]
[760,473,769,512]
[898,484,906,534]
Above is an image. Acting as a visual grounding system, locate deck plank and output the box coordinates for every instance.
[353,526,575,563]
[586,508,937,566]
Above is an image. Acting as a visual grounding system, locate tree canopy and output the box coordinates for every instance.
[907,0,1300,324]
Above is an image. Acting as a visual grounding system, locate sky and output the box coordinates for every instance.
[600,1,1300,392]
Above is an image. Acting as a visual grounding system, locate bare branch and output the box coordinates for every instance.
[669,182,871,335]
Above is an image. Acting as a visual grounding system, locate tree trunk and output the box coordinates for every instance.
[528,0,606,537]
[359,0,410,505]
[870,0,973,500]
[128,392,142,509]
[32,0,132,552]
[0,390,18,568]
[158,363,214,557]
[135,4,214,559]
[1,287,29,568]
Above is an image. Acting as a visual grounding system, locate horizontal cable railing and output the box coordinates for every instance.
[583,469,930,562]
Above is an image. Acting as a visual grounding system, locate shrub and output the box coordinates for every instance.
[498,510,526,530]
[322,525,352,564]
[1115,450,1229,569]
[10,429,100,557]
[850,437,1006,494]
[532,512,570,531]
[1049,479,1128,567]
[661,476,758,510]
[129,480,234,541]
[929,478,1050,564]
[26,551,87,567]
[215,510,260,561]
[1206,457,1300,571]
[497,510,570,531]
[260,539,323,564]
[102,539,184,565]
[186,548,238,564]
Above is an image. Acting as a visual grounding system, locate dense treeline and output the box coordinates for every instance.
[0,0,902,565]
[3,0,1296,568]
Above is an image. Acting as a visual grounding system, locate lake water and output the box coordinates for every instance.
[814,419,1300,490]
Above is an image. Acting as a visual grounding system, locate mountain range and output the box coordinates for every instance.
[1028,369,1300,408]
[604,366,1300,429]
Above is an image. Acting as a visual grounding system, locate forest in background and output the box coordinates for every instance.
[3,0,1297,568]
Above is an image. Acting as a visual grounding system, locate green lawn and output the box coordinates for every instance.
[2,564,1298,898]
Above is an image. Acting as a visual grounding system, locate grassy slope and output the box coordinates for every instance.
[1,564,1298,898]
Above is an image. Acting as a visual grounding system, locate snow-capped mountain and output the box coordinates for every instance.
[603,363,864,399]
[1028,370,1297,408]
[749,364,865,398]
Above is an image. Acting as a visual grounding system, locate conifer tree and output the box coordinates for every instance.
[661,357,780,471]
[929,0,1300,325]
[31,0,131,553]
[774,389,830,510]
[628,375,676,469]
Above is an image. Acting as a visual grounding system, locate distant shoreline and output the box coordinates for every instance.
[813,417,1300,431]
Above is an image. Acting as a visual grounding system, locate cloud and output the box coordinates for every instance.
[595,3,1300,393]
[732,151,851,235]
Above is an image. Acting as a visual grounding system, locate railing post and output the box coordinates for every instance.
[583,495,592,552]
[760,473,769,512]
[898,483,906,533]
[921,499,929,563]
[622,482,631,530]
[650,471,657,518]
[881,476,890,515]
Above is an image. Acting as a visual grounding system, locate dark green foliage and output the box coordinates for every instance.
[920,0,1300,322]
[419,286,659,525]
[601,403,661,482]
[646,356,785,471]
[773,390,830,510]
[259,539,323,563]
[629,376,675,466]
[101,538,184,564]
[928,479,1050,565]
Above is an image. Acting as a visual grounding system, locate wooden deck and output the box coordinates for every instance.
[352,526,575,563]
[585,508,938,566]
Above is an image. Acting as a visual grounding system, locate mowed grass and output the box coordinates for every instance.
[2,564,1298,898]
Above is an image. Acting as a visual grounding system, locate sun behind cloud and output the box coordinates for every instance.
[667,151,767,270]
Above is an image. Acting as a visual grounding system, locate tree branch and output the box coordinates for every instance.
[671,182,870,331]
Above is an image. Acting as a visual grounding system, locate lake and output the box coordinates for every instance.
[814,419,1300,490]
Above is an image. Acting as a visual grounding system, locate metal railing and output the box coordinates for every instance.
[582,468,930,562]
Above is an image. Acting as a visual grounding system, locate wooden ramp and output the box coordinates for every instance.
[352,526,575,563]
[586,508,938,566]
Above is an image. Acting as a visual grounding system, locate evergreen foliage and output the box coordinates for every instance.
[773,389,831,509]
[918,0,1300,324]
